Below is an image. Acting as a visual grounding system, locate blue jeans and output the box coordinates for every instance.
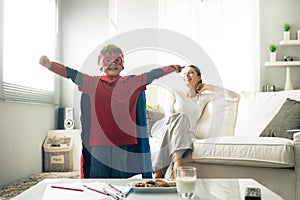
[89,144,153,178]
[90,145,129,178]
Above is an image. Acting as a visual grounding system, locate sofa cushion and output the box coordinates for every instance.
[192,136,294,168]
[195,88,240,139]
[146,109,165,136]
[234,90,300,137]
[260,98,300,140]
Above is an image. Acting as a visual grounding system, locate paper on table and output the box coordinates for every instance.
[108,183,132,193]
[128,174,143,179]
[41,183,111,200]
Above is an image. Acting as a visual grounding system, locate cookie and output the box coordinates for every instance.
[134,182,145,187]
[145,183,156,187]
[145,180,156,185]
[133,179,176,187]
[168,182,176,187]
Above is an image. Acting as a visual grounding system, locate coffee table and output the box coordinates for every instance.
[12,178,283,200]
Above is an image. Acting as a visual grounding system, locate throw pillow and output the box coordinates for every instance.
[260,98,300,140]
[146,110,165,136]
[194,87,240,139]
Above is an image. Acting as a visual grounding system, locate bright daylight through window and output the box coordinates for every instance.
[2,0,57,104]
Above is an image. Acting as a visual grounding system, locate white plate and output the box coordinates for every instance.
[129,180,177,193]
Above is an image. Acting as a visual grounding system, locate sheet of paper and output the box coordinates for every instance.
[41,183,111,200]
[107,183,132,195]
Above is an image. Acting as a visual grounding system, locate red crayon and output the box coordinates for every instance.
[51,185,84,192]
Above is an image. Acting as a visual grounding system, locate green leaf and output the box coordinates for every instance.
[283,23,291,31]
[269,44,277,52]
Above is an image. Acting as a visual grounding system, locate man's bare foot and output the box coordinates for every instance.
[153,169,163,179]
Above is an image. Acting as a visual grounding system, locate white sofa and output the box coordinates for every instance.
[181,89,300,200]
[147,87,300,199]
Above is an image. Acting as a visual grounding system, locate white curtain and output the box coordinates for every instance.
[158,0,259,92]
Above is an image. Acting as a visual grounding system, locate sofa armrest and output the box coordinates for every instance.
[294,132,300,143]
[294,132,300,199]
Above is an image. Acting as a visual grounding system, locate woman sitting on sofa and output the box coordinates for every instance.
[150,65,217,178]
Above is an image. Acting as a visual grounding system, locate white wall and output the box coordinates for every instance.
[260,0,300,91]
[58,0,109,108]
[58,0,109,129]
[116,0,159,32]
[0,101,56,188]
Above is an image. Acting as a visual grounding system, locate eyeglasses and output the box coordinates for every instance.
[102,55,123,67]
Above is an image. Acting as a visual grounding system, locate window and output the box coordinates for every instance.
[1,0,57,104]
[158,0,259,92]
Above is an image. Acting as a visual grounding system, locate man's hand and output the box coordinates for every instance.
[39,55,51,68]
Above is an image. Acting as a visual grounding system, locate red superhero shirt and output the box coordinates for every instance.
[49,62,176,146]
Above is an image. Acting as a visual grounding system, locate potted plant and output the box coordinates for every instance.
[283,23,291,40]
[269,44,277,62]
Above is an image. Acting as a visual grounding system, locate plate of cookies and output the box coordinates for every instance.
[129,179,177,193]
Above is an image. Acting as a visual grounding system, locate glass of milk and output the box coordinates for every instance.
[176,166,197,199]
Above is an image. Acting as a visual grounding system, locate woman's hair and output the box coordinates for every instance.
[188,65,202,84]
[98,44,124,65]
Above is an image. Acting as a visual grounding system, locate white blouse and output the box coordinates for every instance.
[164,89,215,132]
